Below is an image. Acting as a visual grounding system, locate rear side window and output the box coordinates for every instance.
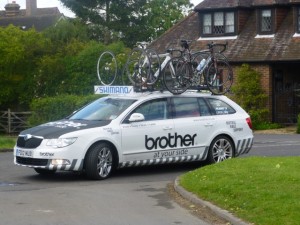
[207,98,236,115]
[173,97,200,118]
[198,98,211,116]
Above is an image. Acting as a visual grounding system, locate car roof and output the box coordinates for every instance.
[105,91,216,100]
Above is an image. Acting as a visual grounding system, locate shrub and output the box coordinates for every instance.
[230,64,269,129]
[28,94,101,126]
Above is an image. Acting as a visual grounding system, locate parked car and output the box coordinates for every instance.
[14,91,253,180]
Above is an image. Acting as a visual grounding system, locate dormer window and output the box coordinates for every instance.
[259,9,274,34]
[201,11,236,37]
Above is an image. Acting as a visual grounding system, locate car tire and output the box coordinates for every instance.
[207,135,234,164]
[34,168,56,175]
[84,142,116,180]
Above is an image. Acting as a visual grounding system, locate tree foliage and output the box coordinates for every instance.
[59,0,192,46]
[0,25,47,109]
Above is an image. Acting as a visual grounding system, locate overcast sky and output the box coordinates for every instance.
[0,0,203,18]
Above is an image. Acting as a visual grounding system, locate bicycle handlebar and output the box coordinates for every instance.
[207,42,228,53]
[136,41,150,48]
[166,48,182,54]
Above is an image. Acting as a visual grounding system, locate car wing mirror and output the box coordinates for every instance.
[128,113,145,122]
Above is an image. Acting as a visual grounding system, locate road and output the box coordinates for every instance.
[0,133,299,225]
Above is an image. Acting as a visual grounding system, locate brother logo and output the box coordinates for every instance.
[145,133,197,150]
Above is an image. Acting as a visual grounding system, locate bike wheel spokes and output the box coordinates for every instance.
[97,51,118,86]
[163,57,191,95]
[125,48,150,86]
[206,59,233,95]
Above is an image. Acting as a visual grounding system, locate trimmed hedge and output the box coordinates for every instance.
[28,94,102,126]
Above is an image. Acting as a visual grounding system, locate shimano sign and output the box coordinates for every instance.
[94,86,134,95]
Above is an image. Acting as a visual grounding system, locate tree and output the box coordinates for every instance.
[59,0,192,46]
[0,25,47,110]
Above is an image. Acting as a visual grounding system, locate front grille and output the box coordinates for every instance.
[17,136,43,148]
[16,157,48,166]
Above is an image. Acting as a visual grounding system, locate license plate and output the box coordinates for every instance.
[16,149,33,158]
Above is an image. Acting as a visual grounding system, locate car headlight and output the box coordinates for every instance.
[46,137,77,148]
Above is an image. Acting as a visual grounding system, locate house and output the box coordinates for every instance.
[0,0,64,31]
[150,0,300,124]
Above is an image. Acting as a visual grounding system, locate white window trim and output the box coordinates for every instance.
[198,35,238,41]
[255,34,275,38]
[293,33,300,37]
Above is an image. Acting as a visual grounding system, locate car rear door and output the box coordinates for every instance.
[171,96,215,161]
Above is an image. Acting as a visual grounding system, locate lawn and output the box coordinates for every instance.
[180,157,300,225]
[0,136,16,151]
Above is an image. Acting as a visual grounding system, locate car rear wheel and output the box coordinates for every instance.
[84,143,116,180]
[207,135,234,164]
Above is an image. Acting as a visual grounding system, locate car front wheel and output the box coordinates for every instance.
[207,135,234,164]
[84,143,115,180]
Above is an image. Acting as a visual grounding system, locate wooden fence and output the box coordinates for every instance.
[0,109,32,134]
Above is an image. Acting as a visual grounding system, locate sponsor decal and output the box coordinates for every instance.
[42,121,87,129]
[226,121,243,132]
[145,133,197,150]
[103,127,119,135]
[40,152,55,157]
[94,86,134,95]
[153,149,188,159]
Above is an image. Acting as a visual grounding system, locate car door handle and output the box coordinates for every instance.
[204,123,213,127]
[163,126,173,130]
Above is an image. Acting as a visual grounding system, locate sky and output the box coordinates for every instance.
[0,0,203,18]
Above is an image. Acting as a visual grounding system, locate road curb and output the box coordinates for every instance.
[0,149,13,153]
[174,177,251,225]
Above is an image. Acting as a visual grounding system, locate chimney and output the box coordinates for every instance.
[26,0,37,16]
[4,1,21,17]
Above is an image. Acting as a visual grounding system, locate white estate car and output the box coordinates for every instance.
[14,91,253,180]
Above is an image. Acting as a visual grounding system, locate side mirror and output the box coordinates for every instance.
[128,113,145,122]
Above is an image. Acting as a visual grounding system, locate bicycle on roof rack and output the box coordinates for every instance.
[96,40,233,95]
[163,40,233,95]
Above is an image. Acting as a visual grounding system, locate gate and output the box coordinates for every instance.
[0,109,32,134]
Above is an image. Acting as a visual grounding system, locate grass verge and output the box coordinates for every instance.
[180,157,300,225]
[0,136,16,151]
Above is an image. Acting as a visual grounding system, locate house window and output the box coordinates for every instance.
[259,9,273,34]
[297,8,300,33]
[202,11,235,36]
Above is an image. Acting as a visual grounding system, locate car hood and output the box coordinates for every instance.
[19,119,111,139]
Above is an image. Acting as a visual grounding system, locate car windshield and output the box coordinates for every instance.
[69,97,136,121]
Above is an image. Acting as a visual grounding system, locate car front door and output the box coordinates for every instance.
[120,98,175,165]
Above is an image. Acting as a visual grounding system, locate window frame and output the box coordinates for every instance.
[258,8,274,35]
[296,7,300,33]
[200,10,237,37]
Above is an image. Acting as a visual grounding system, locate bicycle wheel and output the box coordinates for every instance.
[163,57,192,95]
[146,48,161,85]
[206,59,233,95]
[97,51,118,85]
[125,48,150,86]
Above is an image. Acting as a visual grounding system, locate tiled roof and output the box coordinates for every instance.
[194,0,295,11]
[150,0,300,62]
[0,8,63,31]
